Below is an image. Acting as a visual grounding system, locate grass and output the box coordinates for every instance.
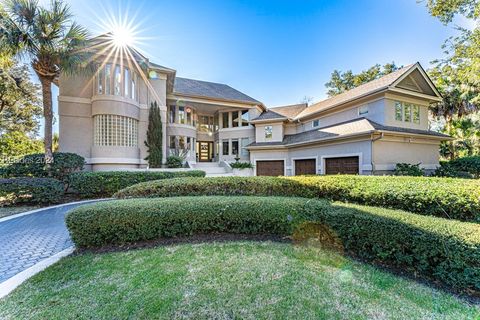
[0,205,40,218]
[0,241,478,319]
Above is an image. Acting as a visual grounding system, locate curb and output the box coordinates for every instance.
[0,247,75,299]
[0,198,111,223]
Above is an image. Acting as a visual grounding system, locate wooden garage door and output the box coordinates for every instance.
[256,160,284,176]
[325,156,359,175]
[294,159,316,175]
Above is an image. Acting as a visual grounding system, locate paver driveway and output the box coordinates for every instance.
[0,201,102,283]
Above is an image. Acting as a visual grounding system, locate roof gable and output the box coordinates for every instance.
[295,62,442,120]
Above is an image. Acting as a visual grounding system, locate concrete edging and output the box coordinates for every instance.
[0,247,75,299]
[0,198,111,223]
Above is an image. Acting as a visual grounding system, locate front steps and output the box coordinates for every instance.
[191,162,234,177]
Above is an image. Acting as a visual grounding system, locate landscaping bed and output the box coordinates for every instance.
[114,176,480,221]
[0,242,477,319]
[66,196,480,292]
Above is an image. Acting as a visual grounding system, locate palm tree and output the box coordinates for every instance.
[0,0,89,164]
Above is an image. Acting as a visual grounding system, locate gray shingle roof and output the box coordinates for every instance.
[295,65,416,119]
[247,118,450,148]
[251,103,308,122]
[173,77,260,104]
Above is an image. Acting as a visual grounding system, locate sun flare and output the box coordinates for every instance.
[111,25,134,48]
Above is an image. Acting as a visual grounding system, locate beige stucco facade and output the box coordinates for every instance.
[58,42,448,175]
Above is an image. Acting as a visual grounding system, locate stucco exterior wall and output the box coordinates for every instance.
[372,137,440,171]
[250,139,373,176]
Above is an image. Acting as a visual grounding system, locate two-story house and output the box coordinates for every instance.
[247,64,451,175]
[58,36,450,174]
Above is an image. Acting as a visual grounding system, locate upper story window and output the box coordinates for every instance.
[222,112,229,128]
[312,119,320,128]
[114,65,121,95]
[232,111,239,128]
[96,63,138,101]
[105,64,112,95]
[241,110,249,126]
[178,106,186,124]
[395,101,420,124]
[265,125,273,139]
[358,105,369,116]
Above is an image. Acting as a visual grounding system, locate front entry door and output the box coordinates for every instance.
[198,141,212,162]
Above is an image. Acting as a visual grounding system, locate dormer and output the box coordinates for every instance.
[250,103,307,143]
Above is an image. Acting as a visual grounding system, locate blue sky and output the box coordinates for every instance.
[46,0,465,134]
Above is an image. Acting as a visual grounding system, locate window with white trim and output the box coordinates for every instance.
[265,125,273,139]
[94,114,138,147]
[394,101,421,124]
[312,119,320,128]
[358,105,368,116]
[241,138,250,156]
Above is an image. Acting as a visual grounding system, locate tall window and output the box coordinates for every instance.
[265,125,273,139]
[232,139,239,156]
[114,65,121,95]
[186,107,192,125]
[222,112,229,128]
[131,73,136,100]
[404,104,412,122]
[241,110,249,127]
[124,68,130,97]
[94,114,138,147]
[169,105,176,123]
[412,105,420,124]
[232,111,239,128]
[241,138,250,156]
[214,114,219,131]
[395,102,403,121]
[105,64,112,95]
[178,106,186,124]
[169,136,176,148]
[97,66,104,94]
[222,140,229,155]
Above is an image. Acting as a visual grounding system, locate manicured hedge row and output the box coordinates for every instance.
[69,170,206,198]
[0,177,64,204]
[66,196,480,291]
[114,176,480,222]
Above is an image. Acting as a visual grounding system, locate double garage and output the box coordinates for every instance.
[256,156,359,176]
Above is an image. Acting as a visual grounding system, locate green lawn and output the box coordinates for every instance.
[0,241,478,319]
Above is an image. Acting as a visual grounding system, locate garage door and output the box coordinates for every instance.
[256,160,284,176]
[325,156,359,175]
[294,159,316,175]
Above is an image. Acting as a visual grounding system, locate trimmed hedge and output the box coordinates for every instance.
[0,177,64,204]
[66,196,480,291]
[69,170,206,198]
[114,176,480,222]
[0,152,85,184]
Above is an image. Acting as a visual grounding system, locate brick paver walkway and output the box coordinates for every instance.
[0,201,101,283]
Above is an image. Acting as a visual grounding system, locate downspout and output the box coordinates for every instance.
[370,132,384,175]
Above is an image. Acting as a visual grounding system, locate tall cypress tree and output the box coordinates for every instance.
[144,101,163,167]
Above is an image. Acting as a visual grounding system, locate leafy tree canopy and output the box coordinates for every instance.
[425,0,480,24]
[0,55,42,135]
[325,62,399,97]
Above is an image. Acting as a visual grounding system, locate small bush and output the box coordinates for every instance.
[0,177,64,204]
[0,152,85,184]
[70,170,206,198]
[166,156,183,168]
[115,176,480,222]
[66,196,480,291]
[436,156,480,179]
[394,163,423,176]
[230,162,254,169]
